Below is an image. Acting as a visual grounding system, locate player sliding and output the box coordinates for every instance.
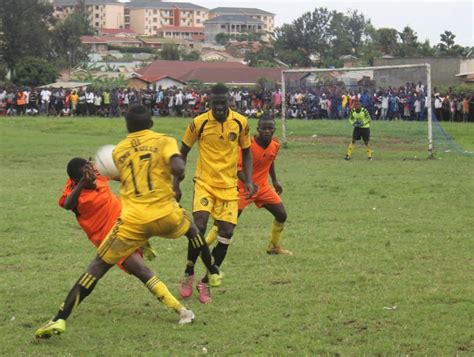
[345,101,373,161]
[35,105,220,338]
[206,113,292,255]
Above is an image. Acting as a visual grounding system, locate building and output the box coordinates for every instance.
[374,57,474,86]
[136,59,282,87]
[124,1,208,36]
[53,0,124,30]
[203,15,264,44]
[209,7,275,34]
[81,35,143,53]
[156,26,204,41]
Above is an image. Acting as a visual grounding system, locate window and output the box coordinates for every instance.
[263,16,267,21]
[153,17,157,22]
[95,22,99,26]
[153,9,157,14]
[95,5,99,10]
[170,19,173,25]
[258,25,262,30]
[95,14,99,18]
[196,19,200,23]
[221,24,226,29]
[197,11,200,15]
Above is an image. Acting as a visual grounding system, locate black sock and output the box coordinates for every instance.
[212,242,229,268]
[54,272,98,321]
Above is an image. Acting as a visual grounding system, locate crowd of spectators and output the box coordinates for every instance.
[0,82,471,122]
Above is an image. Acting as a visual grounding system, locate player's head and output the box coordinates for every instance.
[354,101,361,112]
[257,112,276,143]
[66,157,96,188]
[125,104,153,133]
[210,83,229,122]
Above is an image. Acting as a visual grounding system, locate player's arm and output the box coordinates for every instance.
[241,147,257,197]
[62,164,95,210]
[269,162,283,195]
[172,143,190,201]
[363,109,371,125]
[348,110,356,125]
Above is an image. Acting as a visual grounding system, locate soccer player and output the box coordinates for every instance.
[175,83,256,304]
[35,105,220,338]
[345,101,373,160]
[206,114,291,255]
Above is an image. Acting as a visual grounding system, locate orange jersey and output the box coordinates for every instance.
[59,175,121,247]
[238,136,280,190]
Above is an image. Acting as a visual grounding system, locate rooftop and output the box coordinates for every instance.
[209,7,275,16]
[204,14,264,25]
[126,1,207,10]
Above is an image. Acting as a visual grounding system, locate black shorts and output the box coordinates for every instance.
[353,127,370,142]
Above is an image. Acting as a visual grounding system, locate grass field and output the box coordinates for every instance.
[0,117,473,355]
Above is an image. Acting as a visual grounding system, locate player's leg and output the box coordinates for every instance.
[264,203,292,255]
[35,256,113,338]
[122,251,194,324]
[363,129,372,160]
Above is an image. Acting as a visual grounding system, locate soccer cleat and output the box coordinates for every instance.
[344,155,351,161]
[179,274,194,298]
[141,241,157,261]
[207,271,224,287]
[368,157,373,161]
[266,246,293,256]
[35,319,66,339]
[178,308,195,325]
[196,281,212,304]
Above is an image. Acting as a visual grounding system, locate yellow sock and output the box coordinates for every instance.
[268,220,285,249]
[366,144,372,158]
[347,142,354,157]
[146,276,183,312]
[205,225,218,246]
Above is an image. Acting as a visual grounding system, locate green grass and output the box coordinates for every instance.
[1,117,473,355]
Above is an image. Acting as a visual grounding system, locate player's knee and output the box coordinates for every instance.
[275,211,287,223]
[217,227,234,239]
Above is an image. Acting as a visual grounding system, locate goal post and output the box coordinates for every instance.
[281,64,433,157]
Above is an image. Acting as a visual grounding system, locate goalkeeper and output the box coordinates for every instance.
[345,101,373,160]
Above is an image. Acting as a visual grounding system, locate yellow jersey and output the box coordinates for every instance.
[182,109,250,189]
[113,129,181,224]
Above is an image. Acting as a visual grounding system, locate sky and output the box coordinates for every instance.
[175,0,474,47]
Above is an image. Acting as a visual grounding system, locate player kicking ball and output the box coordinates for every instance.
[35,105,220,338]
[345,101,373,161]
[207,113,291,255]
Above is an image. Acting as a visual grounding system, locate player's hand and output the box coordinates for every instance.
[82,163,96,184]
[273,181,283,195]
[245,182,257,199]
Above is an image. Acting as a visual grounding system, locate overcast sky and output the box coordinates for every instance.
[177,0,474,47]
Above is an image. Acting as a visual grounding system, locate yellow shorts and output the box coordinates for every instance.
[98,208,191,265]
[193,180,238,224]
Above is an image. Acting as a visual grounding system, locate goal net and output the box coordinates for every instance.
[280,64,434,157]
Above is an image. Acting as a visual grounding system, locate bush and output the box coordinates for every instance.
[14,57,58,87]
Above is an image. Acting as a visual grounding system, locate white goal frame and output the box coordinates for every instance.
[281,64,433,157]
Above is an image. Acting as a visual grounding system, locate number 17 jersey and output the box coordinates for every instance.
[113,129,181,224]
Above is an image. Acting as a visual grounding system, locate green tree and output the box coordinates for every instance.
[375,28,400,56]
[274,8,334,66]
[215,32,230,45]
[0,0,55,76]
[181,50,201,61]
[160,44,180,60]
[51,2,95,69]
[14,57,58,86]
[330,10,371,59]
[437,30,464,56]
[245,46,277,67]
[398,26,419,57]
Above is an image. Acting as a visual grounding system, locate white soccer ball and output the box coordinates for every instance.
[95,144,120,180]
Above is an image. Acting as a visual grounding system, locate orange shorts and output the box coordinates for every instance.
[238,185,282,211]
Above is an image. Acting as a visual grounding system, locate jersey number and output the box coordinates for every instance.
[127,153,154,196]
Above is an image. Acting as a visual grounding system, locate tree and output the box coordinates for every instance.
[160,44,180,60]
[51,2,95,69]
[329,10,371,59]
[437,30,464,56]
[0,0,55,76]
[215,32,230,45]
[245,46,277,67]
[375,28,400,56]
[398,26,419,57]
[181,50,201,61]
[14,57,58,86]
[274,8,334,66]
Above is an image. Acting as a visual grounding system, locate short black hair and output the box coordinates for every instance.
[258,112,275,126]
[126,104,153,132]
[67,157,87,180]
[211,83,228,95]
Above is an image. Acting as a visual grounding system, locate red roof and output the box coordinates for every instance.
[99,28,137,36]
[137,60,282,84]
[80,36,142,44]
[158,26,204,33]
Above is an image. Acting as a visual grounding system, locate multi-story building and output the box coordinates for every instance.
[208,7,275,34]
[53,0,124,29]
[124,1,208,37]
[203,15,264,44]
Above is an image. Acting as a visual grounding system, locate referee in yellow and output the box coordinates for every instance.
[345,101,373,160]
